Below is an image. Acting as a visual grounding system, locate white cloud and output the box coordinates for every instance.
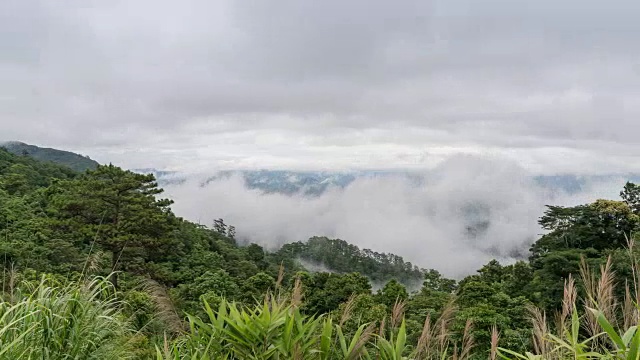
[164,156,627,278]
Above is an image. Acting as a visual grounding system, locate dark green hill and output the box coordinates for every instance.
[274,236,425,288]
[1,141,99,172]
[0,147,77,194]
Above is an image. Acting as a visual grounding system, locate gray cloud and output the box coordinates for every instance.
[1,0,640,172]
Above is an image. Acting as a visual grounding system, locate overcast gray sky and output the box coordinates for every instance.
[1,0,639,173]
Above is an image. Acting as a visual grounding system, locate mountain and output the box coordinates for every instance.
[0,141,99,172]
[131,168,186,185]
[135,169,360,194]
[206,170,359,196]
[5,142,639,195]
[274,236,426,289]
[141,168,425,195]
[148,168,640,197]
[533,174,640,194]
[0,146,78,194]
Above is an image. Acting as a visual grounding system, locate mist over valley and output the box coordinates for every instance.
[157,155,633,278]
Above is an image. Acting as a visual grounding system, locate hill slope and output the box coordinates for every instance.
[0,147,78,194]
[1,141,99,172]
[274,236,425,288]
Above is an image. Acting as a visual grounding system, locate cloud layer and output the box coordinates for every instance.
[2,0,640,172]
[165,156,625,277]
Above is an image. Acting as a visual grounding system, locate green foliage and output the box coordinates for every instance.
[242,272,276,302]
[336,293,386,336]
[303,272,372,315]
[0,275,131,359]
[175,270,240,317]
[421,269,457,293]
[277,236,424,288]
[376,279,409,308]
[534,200,638,256]
[621,181,640,214]
[0,147,76,194]
[45,164,179,287]
[2,141,99,172]
[455,268,532,355]
[373,319,409,360]
[161,298,339,360]
[159,295,435,360]
[498,256,640,360]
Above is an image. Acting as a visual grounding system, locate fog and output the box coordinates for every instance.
[165,155,625,278]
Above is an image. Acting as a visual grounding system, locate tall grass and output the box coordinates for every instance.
[0,274,131,359]
[158,276,472,360]
[499,243,640,359]
[5,252,640,359]
[159,247,640,360]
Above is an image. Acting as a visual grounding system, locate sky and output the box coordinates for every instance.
[1,0,640,173]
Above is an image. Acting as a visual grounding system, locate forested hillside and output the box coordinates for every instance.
[0,146,77,193]
[275,237,425,288]
[2,147,640,358]
[1,141,99,172]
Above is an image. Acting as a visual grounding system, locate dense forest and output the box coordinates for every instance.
[1,146,640,359]
[1,141,99,172]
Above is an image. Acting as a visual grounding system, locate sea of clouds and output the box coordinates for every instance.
[164,155,626,278]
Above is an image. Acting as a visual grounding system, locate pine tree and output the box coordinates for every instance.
[47,164,177,288]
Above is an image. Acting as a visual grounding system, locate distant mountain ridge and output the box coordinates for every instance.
[5,142,640,195]
[144,168,640,197]
[0,142,99,172]
[208,170,359,196]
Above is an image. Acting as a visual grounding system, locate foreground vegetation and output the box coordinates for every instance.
[3,256,640,359]
[0,275,130,359]
[159,254,640,360]
[3,146,640,358]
